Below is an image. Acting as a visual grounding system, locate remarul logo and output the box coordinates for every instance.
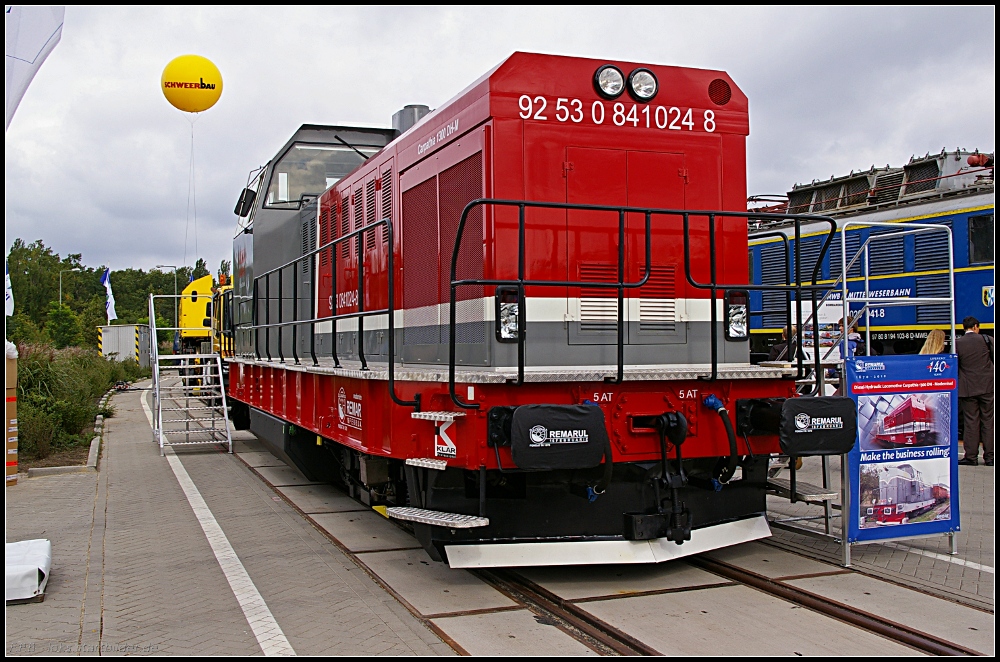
[794,413,811,431]
[527,425,590,447]
[794,412,844,433]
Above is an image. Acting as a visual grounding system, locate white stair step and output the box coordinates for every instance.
[161,417,223,423]
[405,458,448,471]
[157,386,222,391]
[386,507,488,529]
[411,411,466,422]
[160,429,228,436]
[767,478,838,502]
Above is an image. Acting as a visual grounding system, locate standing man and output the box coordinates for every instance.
[768,325,797,361]
[956,316,994,466]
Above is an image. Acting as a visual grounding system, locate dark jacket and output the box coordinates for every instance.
[956,332,994,397]
[767,341,797,362]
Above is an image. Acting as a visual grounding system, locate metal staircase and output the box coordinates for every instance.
[149,295,233,456]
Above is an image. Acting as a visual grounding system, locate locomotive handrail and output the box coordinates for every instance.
[244,216,419,410]
[447,201,839,409]
[448,198,655,409]
[786,223,956,365]
[745,230,799,365]
[835,221,957,361]
[682,211,837,383]
[749,221,957,384]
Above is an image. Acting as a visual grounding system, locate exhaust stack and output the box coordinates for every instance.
[392,104,430,136]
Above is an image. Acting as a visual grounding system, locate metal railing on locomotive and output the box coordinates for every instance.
[239,205,837,414]
[242,217,418,409]
[758,221,957,566]
[147,292,233,455]
[446,199,839,409]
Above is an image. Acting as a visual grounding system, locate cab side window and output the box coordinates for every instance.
[969,214,994,264]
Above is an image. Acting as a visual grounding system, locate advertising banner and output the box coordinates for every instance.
[845,354,960,542]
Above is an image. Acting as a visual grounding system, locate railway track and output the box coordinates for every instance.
[477,560,985,656]
[221,436,988,656]
[686,556,983,657]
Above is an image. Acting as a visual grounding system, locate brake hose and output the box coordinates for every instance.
[703,394,739,483]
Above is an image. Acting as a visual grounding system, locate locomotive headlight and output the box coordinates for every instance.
[495,286,521,342]
[627,68,658,102]
[594,65,625,99]
[724,290,749,341]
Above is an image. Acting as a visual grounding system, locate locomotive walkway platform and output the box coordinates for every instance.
[5,381,994,656]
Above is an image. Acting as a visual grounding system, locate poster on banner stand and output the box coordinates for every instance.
[845,354,960,543]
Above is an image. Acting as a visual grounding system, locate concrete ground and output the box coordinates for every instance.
[5,382,994,655]
[765,455,994,611]
[5,383,451,656]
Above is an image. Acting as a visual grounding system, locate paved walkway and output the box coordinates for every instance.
[5,384,450,656]
[7,383,993,655]
[765,456,994,611]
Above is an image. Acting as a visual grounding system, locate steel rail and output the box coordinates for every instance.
[477,568,659,656]
[689,555,983,657]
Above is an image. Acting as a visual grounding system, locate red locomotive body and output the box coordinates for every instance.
[874,396,935,447]
[226,53,822,567]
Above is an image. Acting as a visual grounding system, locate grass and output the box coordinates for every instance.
[15,342,150,460]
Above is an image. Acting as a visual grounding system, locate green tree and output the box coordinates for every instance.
[6,238,196,345]
[219,259,231,279]
[859,466,880,506]
[6,239,61,326]
[78,295,108,347]
[46,302,83,348]
[5,311,49,345]
[192,258,210,280]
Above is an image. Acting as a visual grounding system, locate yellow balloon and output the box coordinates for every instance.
[161,54,223,113]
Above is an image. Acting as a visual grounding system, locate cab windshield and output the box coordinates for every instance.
[264,143,379,208]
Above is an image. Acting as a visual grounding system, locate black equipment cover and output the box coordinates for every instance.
[511,405,611,470]
[779,397,857,456]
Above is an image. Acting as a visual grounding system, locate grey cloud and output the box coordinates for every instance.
[5,6,994,274]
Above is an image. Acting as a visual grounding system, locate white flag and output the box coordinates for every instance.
[5,259,13,316]
[5,6,65,130]
[100,268,117,322]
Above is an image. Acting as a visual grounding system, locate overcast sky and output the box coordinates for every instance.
[5,6,995,275]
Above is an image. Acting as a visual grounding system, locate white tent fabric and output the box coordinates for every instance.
[5,539,51,602]
[5,5,65,130]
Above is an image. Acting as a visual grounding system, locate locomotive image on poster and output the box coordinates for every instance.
[860,461,950,527]
[222,52,851,568]
[873,395,936,448]
[857,391,951,452]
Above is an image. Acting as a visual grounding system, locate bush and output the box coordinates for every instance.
[15,343,151,459]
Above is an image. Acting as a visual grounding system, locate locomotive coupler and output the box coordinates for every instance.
[622,411,692,542]
[657,412,692,543]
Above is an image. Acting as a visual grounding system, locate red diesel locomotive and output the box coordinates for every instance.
[874,396,936,447]
[225,52,852,567]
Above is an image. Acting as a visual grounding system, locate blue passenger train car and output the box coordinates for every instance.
[748,150,994,358]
